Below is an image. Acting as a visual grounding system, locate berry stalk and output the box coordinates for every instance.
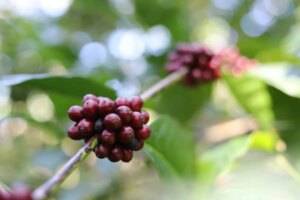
[31,68,187,200]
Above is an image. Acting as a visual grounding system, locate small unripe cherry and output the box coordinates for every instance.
[108,147,122,162]
[116,106,132,124]
[104,113,122,130]
[131,112,144,129]
[83,94,98,102]
[82,99,98,119]
[122,149,133,162]
[141,111,150,124]
[78,119,94,137]
[95,145,110,158]
[115,97,130,107]
[118,126,134,144]
[68,105,83,122]
[98,97,116,115]
[100,130,116,145]
[136,125,151,140]
[130,96,143,111]
[68,124,82,140]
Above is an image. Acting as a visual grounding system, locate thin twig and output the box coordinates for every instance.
[32,69,187,200]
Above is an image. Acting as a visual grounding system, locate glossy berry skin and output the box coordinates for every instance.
[83,94,97,102]
[131,112,144,129]
[130,96,143,111]
[68,105,83,122]
[118,127,134,144]
[95,145,110,158]
[122,149,133,162]
[82,99,98,119]
[100,130,116,145]
[68,125,82,140]
[115,97,130,107]
[141,111,150,124]
[98,97,115,115]
[128,138,144,151]
[116,106,132,124]
[78,119,94,137]
[104,113,122,130]
[136,125,151,140]
[108,147,122,162]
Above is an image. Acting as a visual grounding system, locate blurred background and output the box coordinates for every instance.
[1,0,300,199]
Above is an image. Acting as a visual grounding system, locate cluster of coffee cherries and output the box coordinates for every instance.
[166,43,221,86]
[67,94,151,162]
[0,186,32,200]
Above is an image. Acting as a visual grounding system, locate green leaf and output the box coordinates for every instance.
[145,116,196,179]
[224,74,274,130]
[147,83,212,124]
[197,135,251,182]
[250,63,300,98]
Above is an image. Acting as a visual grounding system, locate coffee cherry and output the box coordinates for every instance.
[116,106,132,124]
[115,97,130,107]
[100,130,116,145]
[82,99,98,119]
[98,97,116,115]
[122,149,133,162]
[118,126,134,144]
[94,119,104,133]
[78,119,94,137]
[130,96,143,111]
[136,125,151,140]
[128,138,144,151]
[104,113,122,130]
[68,105,83,122]
[0,189,10,200]
[83,94,97,102]
[95,145,110,158]
[68,124,82,140]
[108,147,122,162]
[10,186,32,200]
[131,112,144,129]
[141,111,150,124]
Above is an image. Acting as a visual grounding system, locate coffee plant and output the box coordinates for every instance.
[1,0,300,199]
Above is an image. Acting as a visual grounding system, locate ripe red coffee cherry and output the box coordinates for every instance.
[98,97,116,115]
[68,105,83,122]
[94,119,103,133]
[108,147,122,162]
[118,126,134,144]
[130,96,143,111]
[100,130,116,145]
[95,145,110,158]
[82,99,98,119]
[116,106,132,124]
[68,124,82,140]
[83,94,98,102]
[122,149,133,162]
[128,138,144,151]
[115,97,130,107]
[131,112,144,129]
[104,113,122,130]
[0,189,10,200]
[10,186,32,200]
[141,111,150,124]
[136,125,151,140]
[78,119,94,137]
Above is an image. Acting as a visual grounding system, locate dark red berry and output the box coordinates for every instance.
[10,186,32,200]
[141,111,150,124]
[131,112,144,129]
[108,147,122,162]
[116,106,132,124]
[136,125,151,140]
[115,97,130,107]
[104,113,122,130]
[122,149,133,162]
[100,130,116,145]
[95,145,110,158]
[68,105,83,122]
[94,119,104,133]
[130,96,143,111]
[77,119,94,137]
[98,97,116,116]
[83,94,97,102]
[128,138,144,151]
[82,99,98,119]
[68,124,82,140]
[118,126,134,144]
